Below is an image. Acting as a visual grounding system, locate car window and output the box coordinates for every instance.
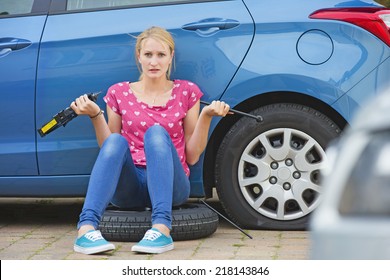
[67,0,199,11]
[0,0,34,16]
[339,133,390,217]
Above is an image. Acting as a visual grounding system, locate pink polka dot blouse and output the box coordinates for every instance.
[103,80,203,176]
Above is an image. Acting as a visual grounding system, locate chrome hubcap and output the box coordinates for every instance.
[238,128,326,220]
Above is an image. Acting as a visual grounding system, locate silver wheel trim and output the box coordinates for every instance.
[238,128,326,221]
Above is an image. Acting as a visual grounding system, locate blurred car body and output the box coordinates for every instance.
[310,91,390,259]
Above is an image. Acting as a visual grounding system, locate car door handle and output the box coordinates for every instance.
[0,37,32,51]
[182,18,240,31]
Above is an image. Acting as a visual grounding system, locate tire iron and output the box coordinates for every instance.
[200,100,263,122]
[200,199,253,239]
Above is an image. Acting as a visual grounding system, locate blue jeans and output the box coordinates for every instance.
[77,126,191,230]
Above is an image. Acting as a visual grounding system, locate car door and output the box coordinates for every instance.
[0,0,50,176]
[36,0,254,176]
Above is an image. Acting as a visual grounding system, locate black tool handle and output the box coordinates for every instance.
[200,100,263,122]
[38,92,101,137]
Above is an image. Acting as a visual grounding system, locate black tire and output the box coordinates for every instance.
[215,103,341,230]
[99,203,219,242]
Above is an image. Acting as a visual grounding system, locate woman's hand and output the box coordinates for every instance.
[70,94,112,147]
[70,94,101,118]
[201,100,231,118]
[184,100,231,165]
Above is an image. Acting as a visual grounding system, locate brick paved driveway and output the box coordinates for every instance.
[0,197,310,260]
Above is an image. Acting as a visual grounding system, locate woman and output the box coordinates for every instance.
[71,26,230,255]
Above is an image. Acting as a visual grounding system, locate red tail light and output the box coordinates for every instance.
[310,8,390,47]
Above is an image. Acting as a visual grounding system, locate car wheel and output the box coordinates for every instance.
[215,103,341,229]
[99,203,219,242]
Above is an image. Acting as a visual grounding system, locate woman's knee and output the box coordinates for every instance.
[99,133,128,160]
[144,125,170,148]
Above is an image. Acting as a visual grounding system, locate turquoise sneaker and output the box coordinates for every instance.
[131,228,174,254]
[74,230,115,255]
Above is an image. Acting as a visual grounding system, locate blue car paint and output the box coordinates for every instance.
[332,56,390,121]
[0,15,47,176]
[221,20,390,113]
[200,0,390,196]
[0,0,388,198]
[1,0,254,196]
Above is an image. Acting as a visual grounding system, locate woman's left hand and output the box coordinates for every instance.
[202,100,231,118]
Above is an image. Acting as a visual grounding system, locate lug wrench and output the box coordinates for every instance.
[200,100,263,122]
[200,199,253,239]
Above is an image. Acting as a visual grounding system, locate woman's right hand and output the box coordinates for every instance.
[201,100,231,118]
[70,94,101,118]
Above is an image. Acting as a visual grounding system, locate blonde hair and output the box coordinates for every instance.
[135,26,175,80]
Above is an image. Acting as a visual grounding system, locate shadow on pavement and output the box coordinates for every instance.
[0,198,83,225]
[0,197,229,226]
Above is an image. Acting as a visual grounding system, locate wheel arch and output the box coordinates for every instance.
[202,91,348,197]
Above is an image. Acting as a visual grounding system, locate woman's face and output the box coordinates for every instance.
[138,37,173,80]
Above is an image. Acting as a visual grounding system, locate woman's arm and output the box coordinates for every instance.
[184,100,230,165]
[70,94,121,147]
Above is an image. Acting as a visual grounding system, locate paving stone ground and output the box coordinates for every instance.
[0,197,311,260]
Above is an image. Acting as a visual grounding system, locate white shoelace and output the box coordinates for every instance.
[143,229,162,241]
[84,230,104,242]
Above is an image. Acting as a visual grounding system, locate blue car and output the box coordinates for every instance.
[1,0,389,230]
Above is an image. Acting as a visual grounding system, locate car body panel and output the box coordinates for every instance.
[200,1,390,196]
[0,15,47,176]
[0,0,389,204]
[332,56,390,120]
[2,0,254,196]
[222,0,390,114]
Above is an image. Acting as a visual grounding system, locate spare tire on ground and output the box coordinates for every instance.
[99,203,219,242]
